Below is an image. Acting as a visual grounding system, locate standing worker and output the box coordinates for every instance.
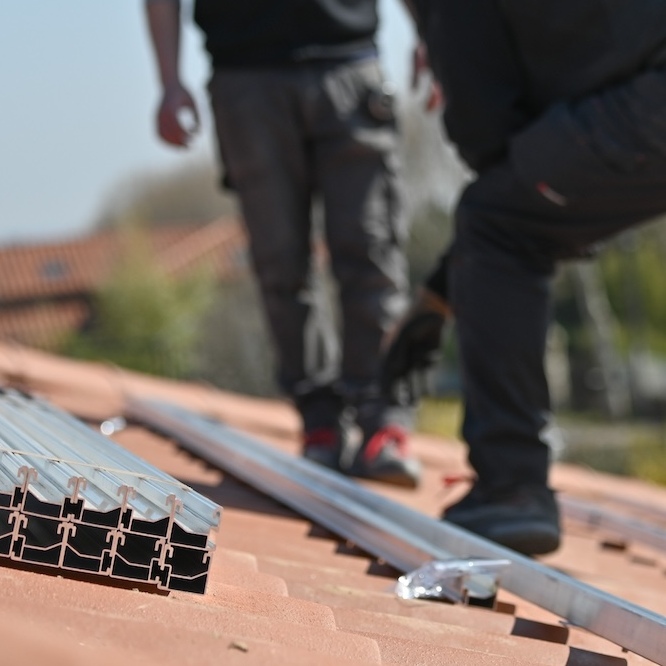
[385,0,666,550]
[144,0,423,487]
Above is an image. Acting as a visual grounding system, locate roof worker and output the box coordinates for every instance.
[384,0,666,552]
[144,0,437,487]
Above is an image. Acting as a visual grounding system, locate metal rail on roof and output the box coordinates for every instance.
[559,495,666,552]
[126,397,666,666]
[0,389,221,594]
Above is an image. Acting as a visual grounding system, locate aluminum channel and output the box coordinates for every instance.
[0,389,221,593]
[559,495,666,552]
[127,397,666,665]
[0,391,218,536]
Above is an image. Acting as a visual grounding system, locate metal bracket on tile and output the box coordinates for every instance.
[395,558,511,608]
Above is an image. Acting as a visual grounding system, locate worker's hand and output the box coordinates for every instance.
[156,83,200,147]
[381,288,450,406]
[411,41,444,112]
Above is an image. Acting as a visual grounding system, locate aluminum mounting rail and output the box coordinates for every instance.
[0,388,221,594]
[126,396,666,666]
[559,495,666,552]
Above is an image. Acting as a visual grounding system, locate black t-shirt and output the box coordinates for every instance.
[194,0,379,68]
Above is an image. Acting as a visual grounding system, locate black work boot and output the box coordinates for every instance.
[442,483,561,555]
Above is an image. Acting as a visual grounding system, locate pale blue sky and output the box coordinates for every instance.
[0,1,416,246]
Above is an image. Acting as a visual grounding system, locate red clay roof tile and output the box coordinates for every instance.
[0,341,664,665]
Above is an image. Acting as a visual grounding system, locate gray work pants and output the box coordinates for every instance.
[449,66,666,492]
[208,59,409,422]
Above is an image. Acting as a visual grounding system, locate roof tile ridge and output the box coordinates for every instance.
[158,217,245,276]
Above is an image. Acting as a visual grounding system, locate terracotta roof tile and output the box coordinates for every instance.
[0,301,88,347]
[0,218,247,304]
[0,341,665,665]
[0,218,249,352]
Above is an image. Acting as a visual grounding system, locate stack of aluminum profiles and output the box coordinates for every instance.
[0,388,221,594]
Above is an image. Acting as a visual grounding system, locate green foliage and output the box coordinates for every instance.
[196,275,279,396]
[418,398,666,488]
[560,422,666,487]
[628,432,666,486]
[60,225,216,378]
[600,222,666,354]
[416,397,463,439]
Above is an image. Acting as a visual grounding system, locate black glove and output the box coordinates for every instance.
[381,289,449,406]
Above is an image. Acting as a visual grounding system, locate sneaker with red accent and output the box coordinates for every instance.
[302,427,344,470]
[349,425,421,488]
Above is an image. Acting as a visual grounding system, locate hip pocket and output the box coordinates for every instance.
[509,100,647,206]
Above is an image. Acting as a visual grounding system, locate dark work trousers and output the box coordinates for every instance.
[448,66,666,492]
[207,58,409,429]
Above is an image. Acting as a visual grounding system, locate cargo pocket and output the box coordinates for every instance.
[509,100,646,207]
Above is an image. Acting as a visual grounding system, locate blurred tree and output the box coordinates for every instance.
[197,275,279,396]
[601,220,666,355]
[60,223,217,378]
[94,157,238,229]
[570,261,631,418]
[550,217,666,418]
